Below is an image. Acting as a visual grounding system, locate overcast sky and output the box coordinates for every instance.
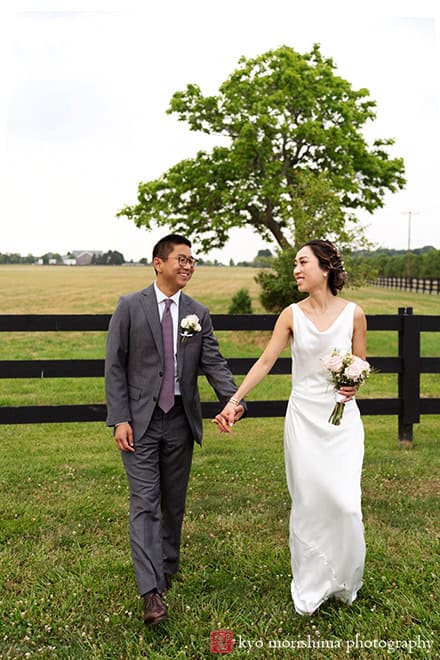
[1,0,439,262]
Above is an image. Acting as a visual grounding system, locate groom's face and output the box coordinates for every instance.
[154,243,195,293]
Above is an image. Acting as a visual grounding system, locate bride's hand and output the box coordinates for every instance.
[338,385,356,403]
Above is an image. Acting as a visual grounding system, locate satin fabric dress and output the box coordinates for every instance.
[284,302,365,615]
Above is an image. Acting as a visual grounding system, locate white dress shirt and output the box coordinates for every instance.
[154,282,181,395]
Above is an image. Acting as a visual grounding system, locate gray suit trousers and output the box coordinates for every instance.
[121,400,194,596]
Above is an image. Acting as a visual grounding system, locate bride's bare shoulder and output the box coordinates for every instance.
[341,298,366,324]
[278,305,295,327]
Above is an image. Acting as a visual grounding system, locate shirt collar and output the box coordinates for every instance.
[154,281,181,306]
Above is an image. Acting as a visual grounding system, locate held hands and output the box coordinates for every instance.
[114,422,135,452]
[213,402,244,433]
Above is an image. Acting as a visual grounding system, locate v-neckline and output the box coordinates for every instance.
[295,302,352,334]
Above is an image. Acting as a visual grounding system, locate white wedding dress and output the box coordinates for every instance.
[284,302,365,615]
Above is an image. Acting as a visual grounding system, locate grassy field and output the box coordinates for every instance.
[0,265,439,659]
[0,265,438,405]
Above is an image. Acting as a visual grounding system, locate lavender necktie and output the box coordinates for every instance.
[158,298,174,413]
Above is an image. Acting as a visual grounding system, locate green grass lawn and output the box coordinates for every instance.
[0,266,439,658]
[0,417,438,658]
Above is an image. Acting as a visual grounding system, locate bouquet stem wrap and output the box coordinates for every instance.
[328,392,346,426]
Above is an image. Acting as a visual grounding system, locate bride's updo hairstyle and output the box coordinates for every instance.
[302,240,347,296]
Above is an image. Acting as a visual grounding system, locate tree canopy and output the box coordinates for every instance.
[118,44,406,252]
[92,250,125,265]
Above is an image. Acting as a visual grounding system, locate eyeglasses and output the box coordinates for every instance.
[173,255,198,268]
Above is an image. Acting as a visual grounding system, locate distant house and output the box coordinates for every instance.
[69,251,103,266]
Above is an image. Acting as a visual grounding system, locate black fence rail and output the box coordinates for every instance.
[369,277,440,295]
[0,308,439,444]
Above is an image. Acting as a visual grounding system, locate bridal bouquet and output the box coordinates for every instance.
[322,349,372,425]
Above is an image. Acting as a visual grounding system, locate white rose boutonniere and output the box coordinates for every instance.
[180,314,201,343]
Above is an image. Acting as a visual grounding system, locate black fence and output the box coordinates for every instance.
[369,277,440,295]
[0,308,439,444]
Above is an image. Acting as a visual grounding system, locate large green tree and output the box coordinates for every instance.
[118,45,405,251]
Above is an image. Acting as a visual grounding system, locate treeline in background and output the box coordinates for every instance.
[353,245,440,279]
[1,246,439,277]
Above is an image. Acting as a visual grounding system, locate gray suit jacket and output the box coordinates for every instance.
[105,284,241,444]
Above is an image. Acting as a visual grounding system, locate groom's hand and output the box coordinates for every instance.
[233,404,244,423]
[114,422,135,452]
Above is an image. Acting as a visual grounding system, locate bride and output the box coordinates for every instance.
[214,239,367,615]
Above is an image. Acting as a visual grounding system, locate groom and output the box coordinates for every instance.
[105,234,244,625]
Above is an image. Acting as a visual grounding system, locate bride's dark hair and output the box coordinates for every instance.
[301,240,347,296]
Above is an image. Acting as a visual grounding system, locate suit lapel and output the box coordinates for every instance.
[177,293,192,376]
[140,284,163,360]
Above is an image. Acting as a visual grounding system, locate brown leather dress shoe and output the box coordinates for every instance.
[143,592,168,626]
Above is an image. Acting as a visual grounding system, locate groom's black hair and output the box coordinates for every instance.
[152,234,192,262]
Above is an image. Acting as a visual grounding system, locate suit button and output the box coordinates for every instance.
[153,396,157,402]
[159,371,163,377]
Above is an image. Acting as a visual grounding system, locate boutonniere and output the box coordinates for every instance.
[180,314,201,343]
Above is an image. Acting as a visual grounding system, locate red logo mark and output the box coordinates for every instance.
[210,629,234,654]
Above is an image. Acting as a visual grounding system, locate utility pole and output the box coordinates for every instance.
[401,211,419,279]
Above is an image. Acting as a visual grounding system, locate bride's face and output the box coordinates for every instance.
[293,246,328,292]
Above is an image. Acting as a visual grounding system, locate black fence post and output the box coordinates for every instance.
[397,307,420,446]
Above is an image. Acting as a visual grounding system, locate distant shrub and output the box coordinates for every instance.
[228,288,253,314]
[256,247,305,312]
